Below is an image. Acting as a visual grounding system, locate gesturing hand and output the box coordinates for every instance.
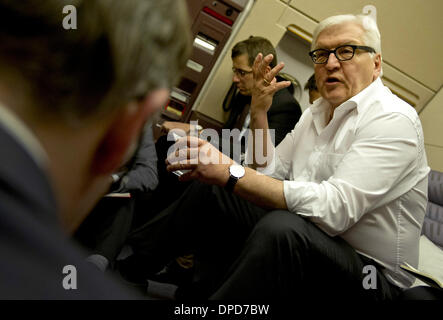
[250,53,291,115]
[166,136,234,186]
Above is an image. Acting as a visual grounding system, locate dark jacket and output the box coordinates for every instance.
[0,125,138,299]
[223,76,302,146]
[111,123,158,193]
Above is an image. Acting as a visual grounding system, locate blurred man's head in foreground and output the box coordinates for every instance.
[0,0,191,231]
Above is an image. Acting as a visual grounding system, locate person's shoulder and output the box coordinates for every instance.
[0,158,137,299]
[0,215,139,299]
[369,85,419,125]
[270,87,302,115]
[0,126,57,220]
[356,86,423,142]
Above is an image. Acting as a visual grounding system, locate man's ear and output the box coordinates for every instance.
[91,88,169,175]
[373,53,382,80]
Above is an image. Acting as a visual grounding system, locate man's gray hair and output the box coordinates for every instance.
[311,14,382,55]
[0,0,191,124]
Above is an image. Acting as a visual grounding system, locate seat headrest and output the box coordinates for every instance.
[428,170,443,206]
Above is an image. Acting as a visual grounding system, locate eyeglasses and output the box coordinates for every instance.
[232,67,253,77]
[309,45,375,64]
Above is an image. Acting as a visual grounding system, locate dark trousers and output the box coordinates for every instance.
[74,196,136,263]
[74,189,174,264]
[73,135,190,265]
[125,181,401,301]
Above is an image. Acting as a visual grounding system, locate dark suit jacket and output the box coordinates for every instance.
[223,76,302,146]
[0,125,138,299]
[111,123,159,193]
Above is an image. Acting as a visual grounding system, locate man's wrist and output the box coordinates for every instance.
[224,163,245,192]
[250,108,267,119]
[222,163,232,186]
[250,109,268,128]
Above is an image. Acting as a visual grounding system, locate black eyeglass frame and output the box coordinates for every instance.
[232,67,253,77]
[309,45,376,64]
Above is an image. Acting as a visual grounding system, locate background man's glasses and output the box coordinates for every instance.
[232,67,253,77]
[309,45,375,64]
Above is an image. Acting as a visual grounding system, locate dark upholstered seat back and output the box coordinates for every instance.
[422,170,443,249]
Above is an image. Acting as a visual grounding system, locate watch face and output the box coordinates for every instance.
[230,164,245,179]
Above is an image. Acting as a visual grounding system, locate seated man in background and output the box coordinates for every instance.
[221,35,302,151]
[120,12,429,301]
[162,36,302,157]
[0,0,190,299]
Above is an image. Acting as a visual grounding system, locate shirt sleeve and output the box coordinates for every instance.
[257,110,311,179]
[283,112,421,236]
[245,124,298,179]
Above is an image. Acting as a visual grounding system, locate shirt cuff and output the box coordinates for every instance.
[283,180,320,214]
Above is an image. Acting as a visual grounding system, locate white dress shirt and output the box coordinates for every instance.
[264,78,429,288]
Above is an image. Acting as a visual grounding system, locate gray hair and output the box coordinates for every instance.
[311,14,382,55]
[0,0,191,124]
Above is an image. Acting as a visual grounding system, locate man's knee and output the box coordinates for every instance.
[251,210,311,245]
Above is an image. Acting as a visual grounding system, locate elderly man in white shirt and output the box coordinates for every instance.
[124,13,428,301]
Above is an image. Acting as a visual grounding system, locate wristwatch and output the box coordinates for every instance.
[225,164,245,193]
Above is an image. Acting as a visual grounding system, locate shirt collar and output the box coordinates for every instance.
[310,96,328,114]
[0,101,48,169]
[348,77,384,113]
[309,77,383,134]
[311,77,384,115]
